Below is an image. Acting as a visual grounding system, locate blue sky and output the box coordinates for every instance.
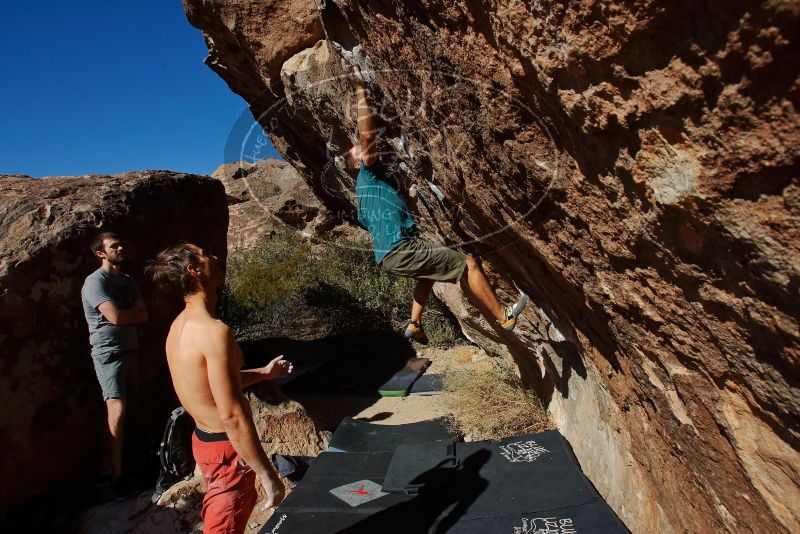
[0,0,280,178]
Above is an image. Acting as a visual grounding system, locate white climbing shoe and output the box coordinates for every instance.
[499,284,529,332]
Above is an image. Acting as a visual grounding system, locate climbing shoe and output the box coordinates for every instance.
[499,286,530,332]
[404,321,429,345]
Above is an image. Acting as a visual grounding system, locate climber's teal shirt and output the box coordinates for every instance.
[356,161,416,264]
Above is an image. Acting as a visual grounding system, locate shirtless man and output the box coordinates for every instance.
[146,243,290,533]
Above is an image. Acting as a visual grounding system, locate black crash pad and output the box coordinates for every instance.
[271,454,314,482]
[262,429,630,534]
[449,431,598,518]
[260,510,431,534]
[381,440,457,494]
[260,449,476,533]
[260,501,628,534]
[275,452,415,515]
[327,417,459,453]
[430,500,629,534]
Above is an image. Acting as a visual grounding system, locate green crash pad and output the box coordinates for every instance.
[377,357,431,397]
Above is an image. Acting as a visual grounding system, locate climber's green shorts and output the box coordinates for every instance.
[379,239,467,284]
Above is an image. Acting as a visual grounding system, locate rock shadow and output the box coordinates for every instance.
[540,341,588,402]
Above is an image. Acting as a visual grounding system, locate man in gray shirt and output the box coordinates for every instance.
[81,232,148,486]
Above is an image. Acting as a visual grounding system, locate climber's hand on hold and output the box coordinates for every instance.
[341,57,365,85]
[332,41,362,83]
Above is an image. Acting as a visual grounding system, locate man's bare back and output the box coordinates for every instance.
[165,305,236,433]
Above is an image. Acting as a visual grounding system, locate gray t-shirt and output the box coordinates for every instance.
[81,268,141,356]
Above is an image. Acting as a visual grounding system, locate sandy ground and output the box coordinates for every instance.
[321,343,484,425]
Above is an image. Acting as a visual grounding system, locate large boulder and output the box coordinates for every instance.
[183,1,799,532]
[0,171,228,509]
[214,158,357,252]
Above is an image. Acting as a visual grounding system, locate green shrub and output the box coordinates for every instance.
[218,232,465,346]
[225,233,313,309]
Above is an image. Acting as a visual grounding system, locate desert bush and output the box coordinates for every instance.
[218,232,464,346]
[442,366,552,440]
[224,232,313,309]
[218,233,315,335]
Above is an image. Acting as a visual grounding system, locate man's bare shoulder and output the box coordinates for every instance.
[186,314,230,339]
[168,311,230,343]
[206,318,232,341]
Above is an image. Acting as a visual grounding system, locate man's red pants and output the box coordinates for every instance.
[193,430,257,534]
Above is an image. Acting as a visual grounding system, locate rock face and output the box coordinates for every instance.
[183,1,799,532]
[214,158,355,252]
[0,172,228,508]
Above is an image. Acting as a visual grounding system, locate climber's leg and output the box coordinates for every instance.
[411,278,435,324]
[459,256,529,332]
[459,255,504,321]
[381,240,528,333]
[405,278,435,343]
[381,240,466,342]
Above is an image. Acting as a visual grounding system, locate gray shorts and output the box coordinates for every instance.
[380,239,468,283]
[91,350,138,400]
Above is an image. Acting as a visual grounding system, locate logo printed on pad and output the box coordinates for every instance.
[499,440,549,463]
[330,480,388,507]
[514,516,577,533]
[269,513,288,533]
[348,484,370,495]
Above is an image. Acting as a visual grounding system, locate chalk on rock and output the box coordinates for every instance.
[331,41,375,83]
[427,181,445,202]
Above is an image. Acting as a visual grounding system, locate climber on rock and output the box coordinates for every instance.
[146,243,292,533]
[338,55,528,344]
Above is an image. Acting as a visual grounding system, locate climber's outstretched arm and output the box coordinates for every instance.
[355,78,378,167]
